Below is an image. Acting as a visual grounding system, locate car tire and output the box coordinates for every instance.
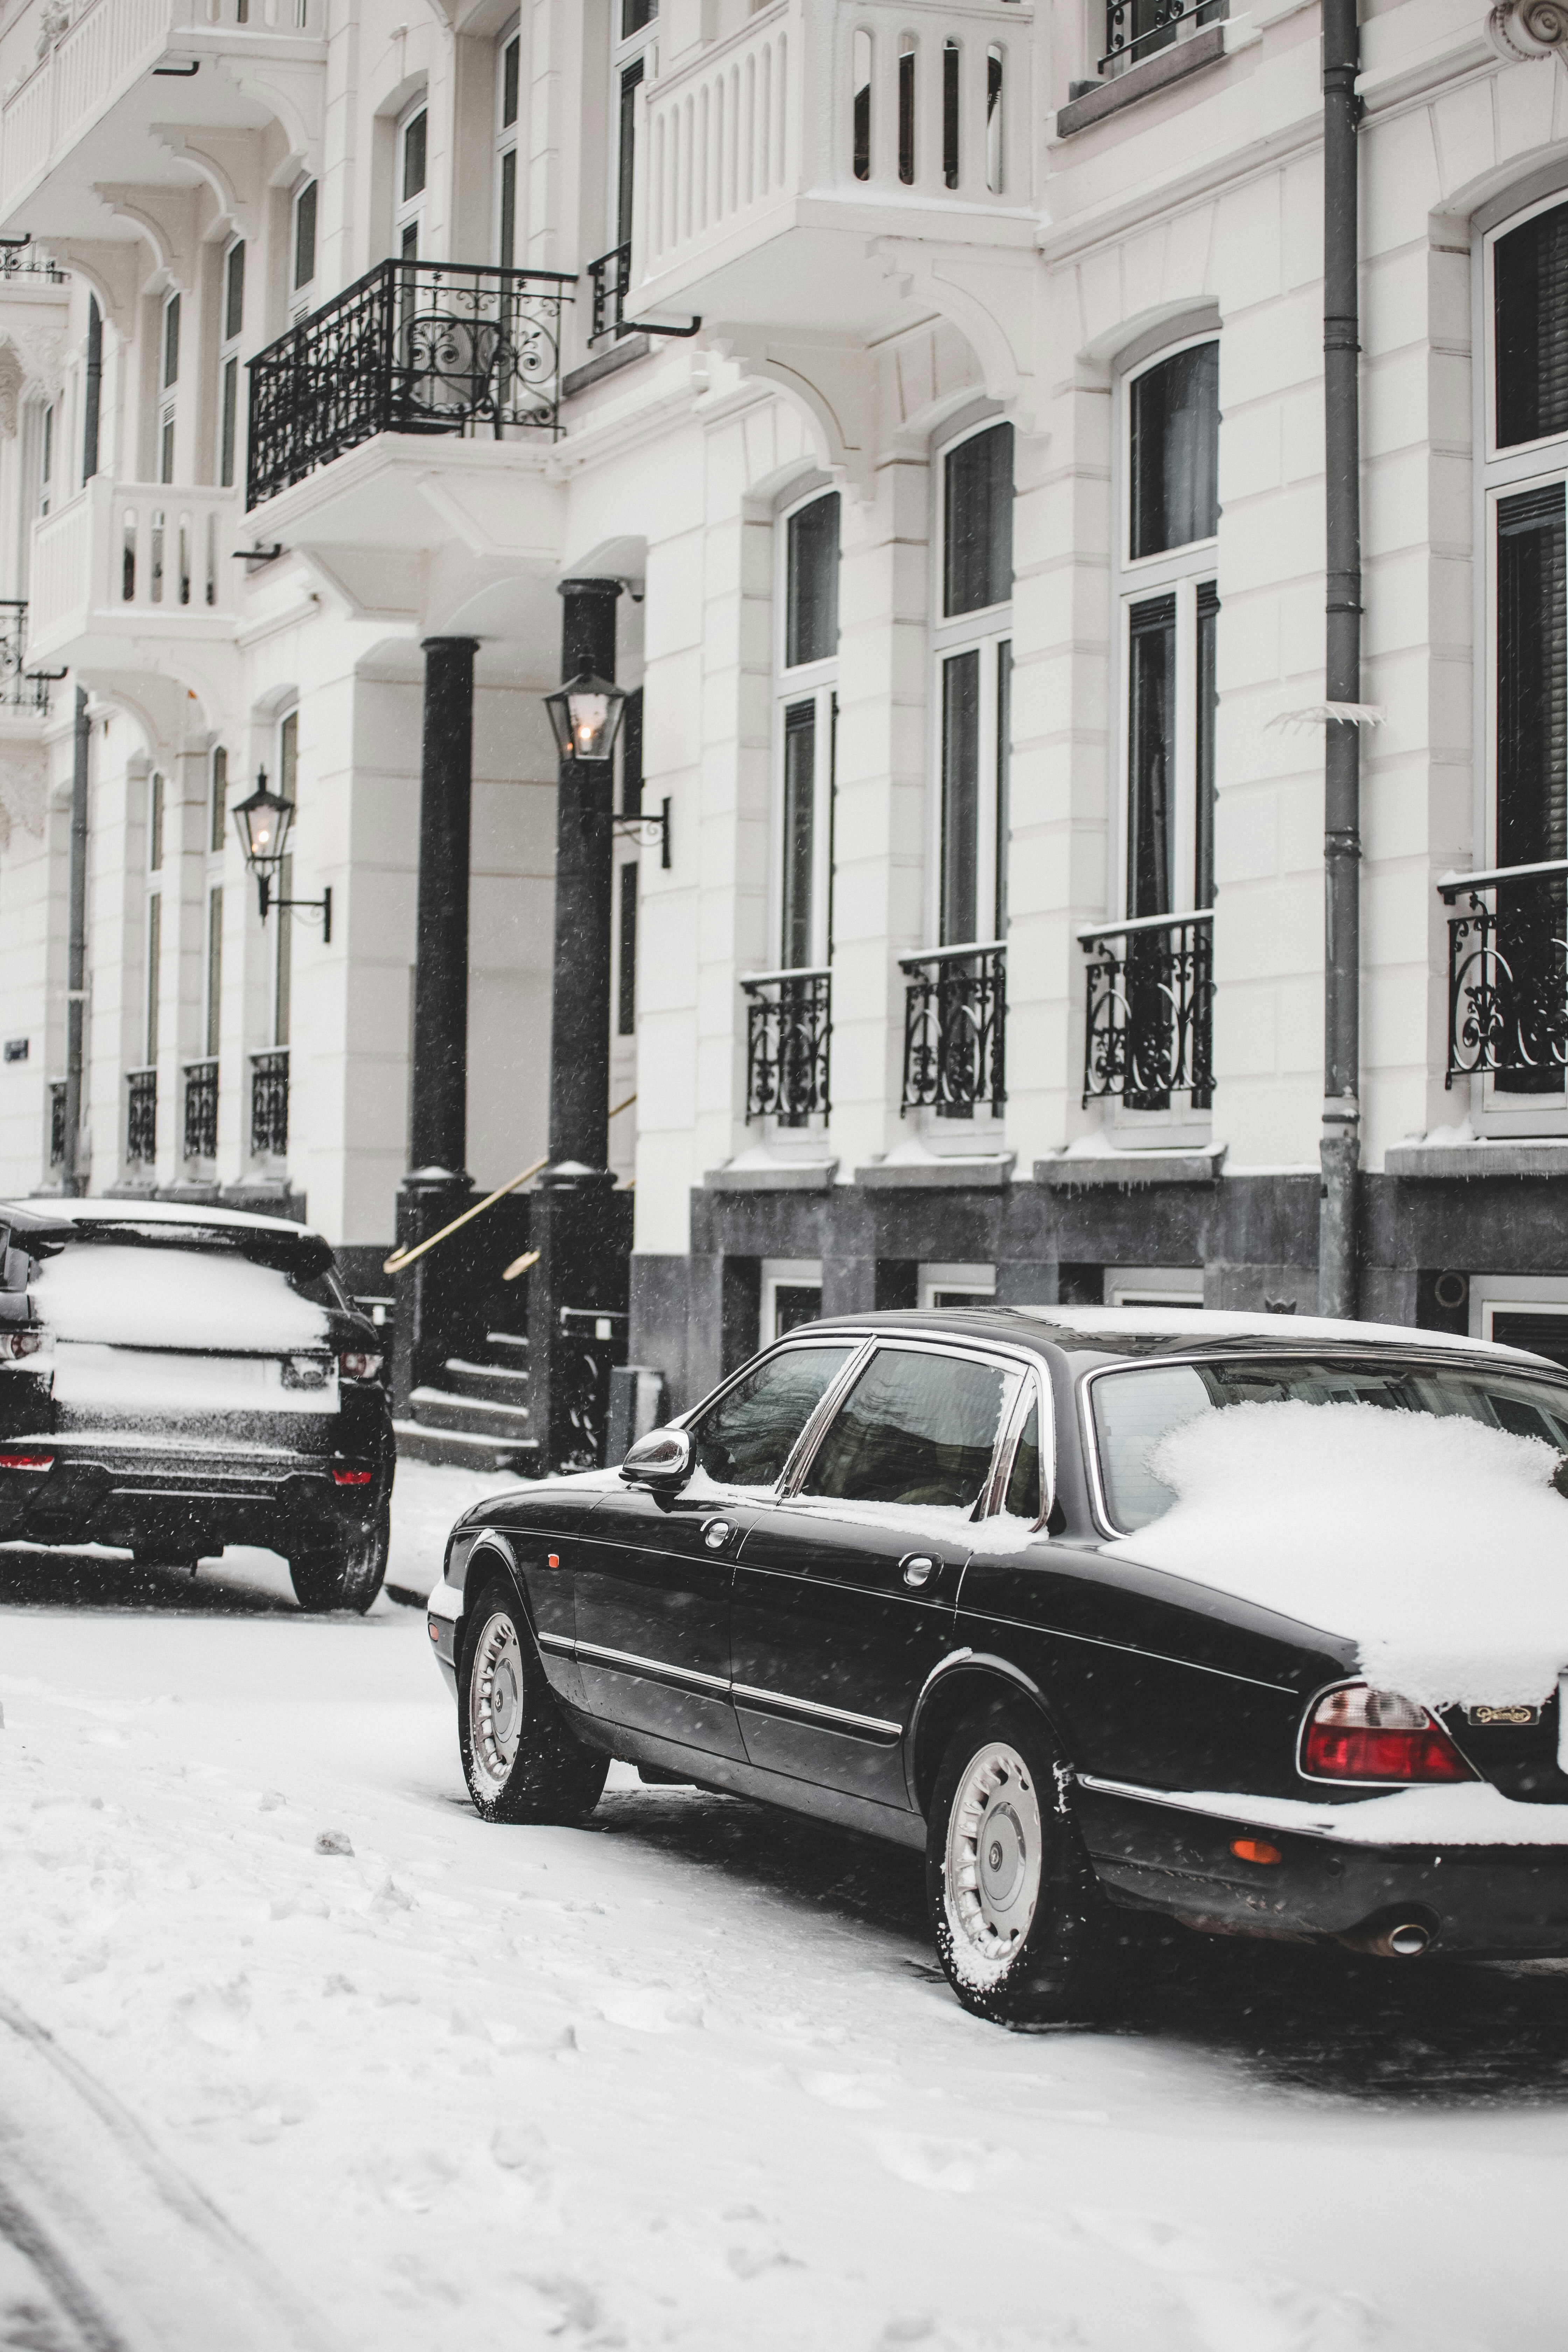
[288,1504,390,1615]
[924,1700,1104,2027]
[458,1578,608,1826]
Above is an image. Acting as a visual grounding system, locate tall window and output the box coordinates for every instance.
[159,292,180,483]
[290,180,318,319]
[37,400,53,516]
[612,0,659,254]
[496,24,520,267]
[275,711,298,1049]
[1484,195,1568,1098]
[219,242,244,490]
[776,490,840,970]
[397,102,427,266]
[1119,338,1219,920]
[934,422,1013,946]
[206,746,227,1063]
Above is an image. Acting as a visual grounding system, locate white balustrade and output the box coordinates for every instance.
[30,479,235,654]
[635,1,1032,292]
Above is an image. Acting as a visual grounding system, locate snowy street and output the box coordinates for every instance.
[0,1463,1564,2352]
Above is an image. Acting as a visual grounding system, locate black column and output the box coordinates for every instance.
[392,636,478,1413]
[546,578,622,1178]
[528,578,633,1469]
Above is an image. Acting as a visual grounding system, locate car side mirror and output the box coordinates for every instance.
[620,1424,694,1490]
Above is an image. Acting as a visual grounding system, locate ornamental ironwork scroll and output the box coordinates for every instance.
[250,1050,289,1157]
[1080,913,1214,1112]
[246,259,573,509]
[126,1068,156,1166]
[1442,866,1568,1093]
[1101,0,1225,75]
[901,946,1007,1120]
[742,970,831,1127]
[183,1059,218,1161]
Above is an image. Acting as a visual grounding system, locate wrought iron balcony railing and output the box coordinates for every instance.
[1441,859,1568,1093]
[1101,0,1226,77]
[900,943,1006,1120]
[250,1049,289,1157]
[126,1066,156,1166]
[742,967,831,1127]
[1079,909,1214,1111]
[246,258,574,509]
[0,241,64,282]
[183,1058,218,1160]
[0,601,50,713]
[49,1080,65,1168]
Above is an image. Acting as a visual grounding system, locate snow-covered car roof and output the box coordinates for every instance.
[812,1303,1559,1370]
[0,1197,319,1240]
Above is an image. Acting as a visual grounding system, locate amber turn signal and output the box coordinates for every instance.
[427,1619,441,1643]
[1231,1837,1282,1866]
[547,1553,560,1567]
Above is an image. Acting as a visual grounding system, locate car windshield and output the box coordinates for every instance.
[1091,1352,1568,1532]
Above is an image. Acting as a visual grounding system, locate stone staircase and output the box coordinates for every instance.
[393,1324,540,1475]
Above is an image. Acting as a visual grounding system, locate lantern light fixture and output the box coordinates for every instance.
[544,671,628,765]
[232,766,331,942]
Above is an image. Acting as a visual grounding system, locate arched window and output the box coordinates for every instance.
[496,20,520,267]
[219,240,244,489]
[397,100,427,265]
[775,488,840,973]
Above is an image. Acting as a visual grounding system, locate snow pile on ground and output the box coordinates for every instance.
[385,1460,519,1599]
[1107,1401,1568,1708]
[32,1244,329,1352]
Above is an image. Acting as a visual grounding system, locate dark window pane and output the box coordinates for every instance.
[499,147,517,269]
[1498,484,1567,868]
[162,294,180,388]
[1495,202,1568,450]
[211,746,227,854]
[617,861,637,1036]
[1490,1311,1568,1371]
[502,35,519,129]
[294,182,317,290]
[996,638,1011,937]
[781,700,816,968]
[944,423,1014,616]
[403,110,427,201]
[801,1346,1008,1510]
[785,493,840,667]
[206,886,223,1060]
[618,59,644,248]
[941,649,980,945]
[1195,581,1219,909]
[1128,594,1177,918]
[623,0,657,30]
[773,1286,821,1337]
[1130,342,1218,559]
[220,357,237,489]
[621,686,644,816]
[224,241,245,342]
[898,45,914,184]
[1003,1399,1041,1520]
[691,1344,852,1488]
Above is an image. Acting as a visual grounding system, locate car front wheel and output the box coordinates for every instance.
[458,1578,608,1825]
[925,1701,1104,2026]
[288,1504,389,1614]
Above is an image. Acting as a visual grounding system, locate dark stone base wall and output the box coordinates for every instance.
[628,1171,1568,1413]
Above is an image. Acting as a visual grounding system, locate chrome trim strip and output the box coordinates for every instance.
[536,1630,574,1654]
[732,1680,903,1740]
[1076,1771,1347,1844]
[574,1638,730,1695]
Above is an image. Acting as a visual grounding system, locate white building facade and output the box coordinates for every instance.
[1,0,1568,1454]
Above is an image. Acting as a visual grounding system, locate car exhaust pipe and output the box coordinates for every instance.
[1338,1914,1434,1959]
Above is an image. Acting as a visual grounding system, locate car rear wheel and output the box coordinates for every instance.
[288,1504,389,1615]
[458,1578,608,1826]
[925,1701,1104,2026]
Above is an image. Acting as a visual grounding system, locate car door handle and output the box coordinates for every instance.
[702,1518,734,1552]
[901,1554,938,1589]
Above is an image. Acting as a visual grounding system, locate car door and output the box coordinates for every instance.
[730,1341,1024,1808]
[570,1338,860,1758]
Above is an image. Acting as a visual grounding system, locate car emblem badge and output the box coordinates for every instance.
[1463,1703,1541,1728]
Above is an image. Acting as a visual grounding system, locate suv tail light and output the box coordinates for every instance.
[0,1331,42,1360]
[0,1452,52,1471]
[1301,1684,1475,1785]
[339,1350,383,1381]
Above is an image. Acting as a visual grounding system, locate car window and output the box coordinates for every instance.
[1002,1398,1042,1521]
[1091,1352,1568,1532]
[799,1347,1010,1511]
[689,1344,854,1490]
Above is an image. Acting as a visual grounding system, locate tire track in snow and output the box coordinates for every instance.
[0,1989,334,2352]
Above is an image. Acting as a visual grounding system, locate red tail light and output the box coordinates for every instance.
[339,1350,383,1381]
[332,1467,373,1486]
[0,1452,52,1471]
[1301,1684,1475,1785]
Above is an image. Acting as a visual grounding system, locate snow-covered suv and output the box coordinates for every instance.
[0,1199,393,1611]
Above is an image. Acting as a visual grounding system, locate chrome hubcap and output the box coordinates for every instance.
[944,1741,1043,1983]
[469,1611,526,1788]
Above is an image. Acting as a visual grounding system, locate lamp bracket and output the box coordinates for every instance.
[256,873,332,944]
[609,797,671,871]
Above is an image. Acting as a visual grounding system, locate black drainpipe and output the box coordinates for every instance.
[60,687,90,1198]
[1319,0,1362,1317]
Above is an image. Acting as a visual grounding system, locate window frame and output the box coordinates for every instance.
[1119,330,1221,578]
[396,98,428,266]
[219,240,244,491]
[495,17,521,268]
[771,483,841,979]
[929,416,1014,958]
[610,0,659,254]
[290,178,318,318]
[782,1334,1033,1519]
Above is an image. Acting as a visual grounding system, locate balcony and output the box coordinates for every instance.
[183,1058,217,1161]
[1100,0,1226,77]
[0,601,53,718]
[126,1066,156,1167]
[1079,910,1213,1112]
[900,943,1006,1120]
[1441,861,1568,1095]
[29,479,236,679]
[628,0,1035,339]
[250,1049,288,1158]
[0,0,326,229]
[742,967,831,1127]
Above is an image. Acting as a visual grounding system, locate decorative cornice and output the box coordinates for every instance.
[1488,1,1568,65]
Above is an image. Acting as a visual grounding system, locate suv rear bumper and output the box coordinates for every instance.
[0,1436,391,1559]
[1078,1777,1568,1959]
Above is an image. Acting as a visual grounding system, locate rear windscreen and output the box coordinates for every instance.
[31,1243,331,1352]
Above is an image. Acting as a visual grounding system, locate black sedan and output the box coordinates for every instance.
[428,1307,1568,2023]
[0,1199,393,1610]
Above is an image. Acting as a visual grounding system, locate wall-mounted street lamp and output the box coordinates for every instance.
[543,671,627,764]
[232,768,332,942]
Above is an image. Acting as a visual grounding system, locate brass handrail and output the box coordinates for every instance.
[382,1094,637,1276]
